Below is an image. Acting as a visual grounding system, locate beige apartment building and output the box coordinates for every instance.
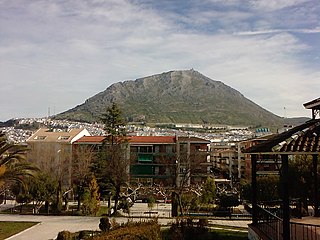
[26,128,90,188]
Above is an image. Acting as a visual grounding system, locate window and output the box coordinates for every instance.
[35,136,46,140]
[139,146,153,153]
[154,145,159,153]
[59,136,70,140]
[138,154,153,162]
[166,145,174,153]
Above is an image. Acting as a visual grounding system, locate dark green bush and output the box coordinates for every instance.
[57,230,72,240]
[164,219,208,240]
[99,217,111,232]
[93,220,161,240]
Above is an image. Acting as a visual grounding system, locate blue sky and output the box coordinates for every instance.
[1,0,319,121]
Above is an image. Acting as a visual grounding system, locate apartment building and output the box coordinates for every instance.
[211,142,245,185]
[26,128,90,188]
[241,134,278,180]
[175,136,211,186]
[73,135,211,187]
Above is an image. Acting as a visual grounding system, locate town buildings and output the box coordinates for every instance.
[24,126,274,190]
[72,135,211,187]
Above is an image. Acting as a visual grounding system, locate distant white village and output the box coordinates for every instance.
[1,117,258,144]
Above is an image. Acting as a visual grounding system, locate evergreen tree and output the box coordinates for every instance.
[201,177,216,204]
[92,102,129,215]
[81,174,100,215]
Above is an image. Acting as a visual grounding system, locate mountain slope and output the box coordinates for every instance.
[56,70,283,126]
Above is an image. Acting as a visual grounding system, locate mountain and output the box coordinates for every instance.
[55,69,289,127]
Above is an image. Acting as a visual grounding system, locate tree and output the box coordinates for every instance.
[239,179,252,202]
[239,176,280,203]
[0,132,37,194]
[92,102,129,215]
[26,141,71,213]
[288,155,316,215]
[218,193,239,214]
[81,174,100,215]
[72,145,97,211]
[257,175,280,203]
[201,177,216,204]
[147,196,155,211]
[101,102,126,143]
[172,141,204,216]
[28,173,58,214]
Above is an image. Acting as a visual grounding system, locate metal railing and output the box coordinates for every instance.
[290,222,320,240]
[255,206,320,240]
[256,206,283,240]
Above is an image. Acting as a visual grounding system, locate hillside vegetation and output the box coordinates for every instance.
[56,69,292,127]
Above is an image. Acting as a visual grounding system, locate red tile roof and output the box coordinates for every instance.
[245,119,320,154]
[75,136,105,143]
[75,135,177,144]
[128,136,176,144]
[177,136,210,143]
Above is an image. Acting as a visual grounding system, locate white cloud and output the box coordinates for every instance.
[249,0,308,11]
[0,0,318,120]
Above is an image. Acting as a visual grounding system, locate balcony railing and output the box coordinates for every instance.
[290,222,320,240]
[256,206,283,240]
[254,206,320,240]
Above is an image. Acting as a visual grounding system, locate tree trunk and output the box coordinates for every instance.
[45,201,49,215]
[77,193,81,212]
[55,181,62,213]
[113,185,121,215]
[64,196,69,211]
[177,193,184,216]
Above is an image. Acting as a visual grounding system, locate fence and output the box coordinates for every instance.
[255,206,320,240]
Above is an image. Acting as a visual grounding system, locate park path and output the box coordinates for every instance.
[1,202,250,239]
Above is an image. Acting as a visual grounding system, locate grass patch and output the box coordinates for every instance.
[208,228,248,240]
[0,221,38,239]
[162,227,248,240]
[209,224,248,231]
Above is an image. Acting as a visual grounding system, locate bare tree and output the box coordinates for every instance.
[72,145,97,211]
[172,140,208,216]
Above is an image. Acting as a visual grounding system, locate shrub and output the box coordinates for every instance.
[56,230,72,240]
[99,217,111,232]
[164,219,208,240]
[93,220,161,240]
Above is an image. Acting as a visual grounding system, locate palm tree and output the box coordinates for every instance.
[0,132,37,189]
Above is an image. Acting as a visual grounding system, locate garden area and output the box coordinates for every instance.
[0,221,38,239]
[55,218,248,240]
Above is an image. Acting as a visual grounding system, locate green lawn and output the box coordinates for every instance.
[0,221,39,239]
[208,228,248,240]
[162,224,248,240]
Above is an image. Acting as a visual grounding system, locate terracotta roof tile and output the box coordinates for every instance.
[75,136,105,143]
[245,119,320,154]
[177,136,210,143]
[128,136,176,144]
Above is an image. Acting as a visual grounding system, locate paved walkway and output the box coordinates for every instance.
[1,202,251,240]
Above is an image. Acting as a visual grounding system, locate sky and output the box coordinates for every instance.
[1,0,319,121]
